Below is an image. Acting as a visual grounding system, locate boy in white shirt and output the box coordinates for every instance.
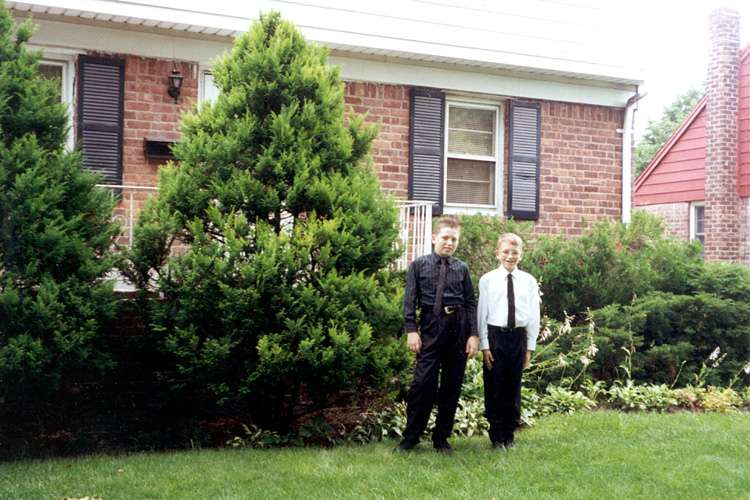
[477,233,540,450]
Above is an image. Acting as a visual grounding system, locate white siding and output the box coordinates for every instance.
[7,0,645,85]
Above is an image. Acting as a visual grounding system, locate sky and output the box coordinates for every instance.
[635,1,750,139]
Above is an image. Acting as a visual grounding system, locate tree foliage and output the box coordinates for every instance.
[0,5,121,406]
[122,12,410,429]
[635,85,705,177]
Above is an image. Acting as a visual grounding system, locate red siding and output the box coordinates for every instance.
[634,101,706,206]
[738,45,750,196]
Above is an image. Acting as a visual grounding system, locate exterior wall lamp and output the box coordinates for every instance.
[167,69,184,104]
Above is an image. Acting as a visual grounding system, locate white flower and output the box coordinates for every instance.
[558,354,568,367]
[587,343,599,357]
[580,356,591,366]
[561,319,572,336]
[743,361,750,375]
[709,347,721,361]
[539,326,552,343]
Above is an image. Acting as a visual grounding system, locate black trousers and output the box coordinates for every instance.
[402,307,468,444]
[483,325,527,444]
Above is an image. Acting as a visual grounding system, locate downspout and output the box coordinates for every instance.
[621,89,648,223]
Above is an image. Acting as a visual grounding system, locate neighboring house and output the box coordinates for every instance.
[9,0,645,261]
[635,8,750,264]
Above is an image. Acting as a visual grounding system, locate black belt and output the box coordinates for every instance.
[496,326,526,333]
[440,305,461,315]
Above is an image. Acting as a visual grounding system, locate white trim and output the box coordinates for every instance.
[199,69,220,103]
[331,56,637,108]
[15,15,229,67]
[443,98,505,217]
[7,0,645,86]
[690,201,705,243]
[39,52,76,151]
[18,15,638,109]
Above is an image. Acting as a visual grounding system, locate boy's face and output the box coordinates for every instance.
[432,227,460,258]
[496,240,523,272]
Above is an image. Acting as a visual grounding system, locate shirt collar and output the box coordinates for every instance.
[431,252,452,265]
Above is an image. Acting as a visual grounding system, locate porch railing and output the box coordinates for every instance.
[99,184,432,271]
[97,184,159,249]
[393,200,433,271]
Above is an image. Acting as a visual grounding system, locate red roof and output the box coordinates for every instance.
[635,43,750,205]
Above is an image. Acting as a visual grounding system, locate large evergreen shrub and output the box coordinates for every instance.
[123,12,410,429]
[0,6,121,407]
[587,292,750,387]
[522,211,703,320]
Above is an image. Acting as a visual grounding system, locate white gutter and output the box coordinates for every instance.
[621,89,648,223]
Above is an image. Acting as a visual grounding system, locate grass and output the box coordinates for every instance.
[2,410,750,500]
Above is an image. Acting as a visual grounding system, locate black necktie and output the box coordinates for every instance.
[507,273,516,329]
[433,258,447,315]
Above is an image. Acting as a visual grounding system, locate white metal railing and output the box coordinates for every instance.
[97,184,159,248]
[394,200,433,271]
[98,185,432,271]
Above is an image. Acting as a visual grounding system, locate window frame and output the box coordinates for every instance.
[690,201,705,246]
[200,69,220,103]
[39,54,75,151]
[442,97,504,216]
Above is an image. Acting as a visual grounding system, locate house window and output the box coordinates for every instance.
[409,89,538,217]
[691,203,705,247]
[201,70,220,103]
[445,103,499,207]
[77,55,125,186]
[37,64,63,103]
[39,57,75,150]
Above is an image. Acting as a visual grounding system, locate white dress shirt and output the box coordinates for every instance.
[477,266,540,351]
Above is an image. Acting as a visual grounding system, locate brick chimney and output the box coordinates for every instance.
[704,8,741,262]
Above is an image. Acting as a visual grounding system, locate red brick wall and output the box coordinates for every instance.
[537,101,624,237]
[635,203,690,242]
[105,66,626,245]
[342,83,626,239]
[83,54,197,247]
[704,8,741,262]
[343,81,410,198]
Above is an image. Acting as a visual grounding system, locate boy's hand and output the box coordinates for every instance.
[407,331,422,354]
[466,335,478,358]
[482,349,494,370]
[524,350,531,370]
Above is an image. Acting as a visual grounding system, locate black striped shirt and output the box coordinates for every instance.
[403,252,477,334]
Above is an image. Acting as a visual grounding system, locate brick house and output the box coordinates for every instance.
[635,8,750,264]
[9,1,645,261]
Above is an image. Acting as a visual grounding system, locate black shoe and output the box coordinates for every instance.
[491,441,506,451]
[434,441,453,456]
[392,440,415,454]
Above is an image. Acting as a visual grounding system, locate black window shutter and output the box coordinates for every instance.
[77,55,124,185]
[508,100,541,220]
[409,89,445,215]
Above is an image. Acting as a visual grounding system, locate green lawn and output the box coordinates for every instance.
[2,411,750,500]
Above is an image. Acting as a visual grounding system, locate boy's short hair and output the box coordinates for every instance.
[433,216,461,234]
[497,233,523,249]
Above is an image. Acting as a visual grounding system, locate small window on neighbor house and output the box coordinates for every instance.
[445,104,498,207]
[692,204,705,247]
